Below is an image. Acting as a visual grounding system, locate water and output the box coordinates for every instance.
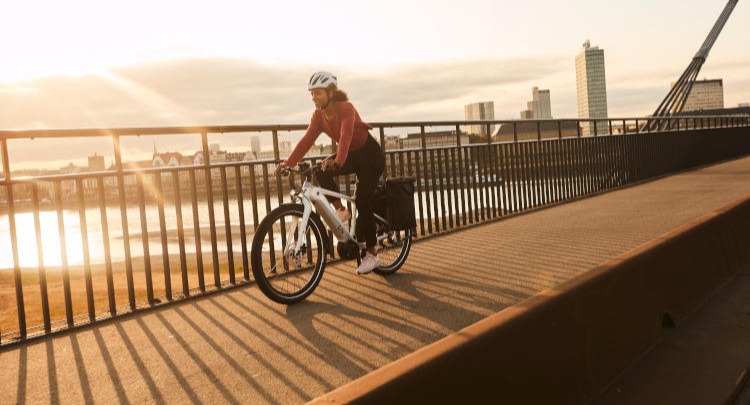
[0,182,537,271]
[0,197,280,270]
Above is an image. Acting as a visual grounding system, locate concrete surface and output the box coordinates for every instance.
[2,156,750,404]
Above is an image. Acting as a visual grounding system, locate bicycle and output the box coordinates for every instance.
[250,161,414,304]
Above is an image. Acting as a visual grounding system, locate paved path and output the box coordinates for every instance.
[3,156,750,405]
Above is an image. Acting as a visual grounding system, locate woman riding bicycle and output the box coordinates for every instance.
[274,71,385,275]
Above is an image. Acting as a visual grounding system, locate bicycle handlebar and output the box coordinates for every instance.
[280,161,322,178]
[281,153,336,177]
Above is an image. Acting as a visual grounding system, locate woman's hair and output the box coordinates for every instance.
[328,85,349,102]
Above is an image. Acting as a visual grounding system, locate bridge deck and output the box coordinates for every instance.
[3,156,750,404]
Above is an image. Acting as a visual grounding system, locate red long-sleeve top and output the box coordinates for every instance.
[284,101,373,168]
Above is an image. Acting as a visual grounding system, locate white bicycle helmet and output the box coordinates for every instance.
[307,71,337,91]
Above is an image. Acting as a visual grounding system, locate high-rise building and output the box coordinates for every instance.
[464,101,495,136]
[520,87,552,119]
[677,79,724,111]
[575,40,608,135]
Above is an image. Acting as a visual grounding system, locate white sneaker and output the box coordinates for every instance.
[336,207,351,222]
[356,253,379,275]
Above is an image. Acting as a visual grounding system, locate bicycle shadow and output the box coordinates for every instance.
[283,258,526,383]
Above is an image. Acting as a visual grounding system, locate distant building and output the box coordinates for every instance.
[88,154,106,171]
[675,105,750,117]
[575,40,608,136]
[209,143,221,154]
[521,87,552,119]
[152,152,183,167]
[250,136,261,153]
[676,79,724,112]
[385,130,469,150]
[59,163,82,196]
[60,163,81,174]
[464,102,495,137]
[492,121,579,142]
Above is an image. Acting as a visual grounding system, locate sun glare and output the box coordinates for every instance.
[94,70,192,123]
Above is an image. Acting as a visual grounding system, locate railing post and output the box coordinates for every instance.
[1,138,26,339]
[76,177,96,321]
[379,126,386,154]
[31,182,51,333]
[488,123,498,218]
[379,127,387,181]
[455,124,467,226]
[536,121,541,141]
[112,134,136,310]
[419,125,432,234]
[53,181,74,327]
[272,129,285,204]
[201,131,221,288]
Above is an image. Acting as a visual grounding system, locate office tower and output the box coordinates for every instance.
[464,101,495,136]
[520,87,552,119]
[575,40,608,135]
[678,79,724,111]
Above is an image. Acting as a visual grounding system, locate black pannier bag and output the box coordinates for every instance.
[373,183,387,219]
[385,177,416,230]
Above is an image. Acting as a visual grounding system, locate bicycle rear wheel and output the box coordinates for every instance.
[251,204,327,304]
[372,216,412,275]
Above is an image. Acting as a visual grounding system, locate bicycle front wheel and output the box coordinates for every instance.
[251,204,327,304]
[372,216,413,275]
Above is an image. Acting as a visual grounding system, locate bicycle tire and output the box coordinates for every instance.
[372,216,412,275]
[251,204,327,304]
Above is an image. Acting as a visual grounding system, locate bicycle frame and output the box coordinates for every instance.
[288,173,388,257]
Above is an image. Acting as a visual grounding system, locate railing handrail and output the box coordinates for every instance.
[1,115,748,140]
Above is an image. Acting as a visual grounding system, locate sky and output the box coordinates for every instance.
[0,0,748,170]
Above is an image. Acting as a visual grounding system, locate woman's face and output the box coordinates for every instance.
[311,88,330,109]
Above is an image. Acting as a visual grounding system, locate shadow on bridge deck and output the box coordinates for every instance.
[3,156,750,404]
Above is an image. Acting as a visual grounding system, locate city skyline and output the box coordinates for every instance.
[1,0,749,169]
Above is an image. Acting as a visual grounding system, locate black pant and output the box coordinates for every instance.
[316,136,385,248]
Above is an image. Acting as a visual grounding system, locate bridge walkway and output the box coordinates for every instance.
[3,156,750,404]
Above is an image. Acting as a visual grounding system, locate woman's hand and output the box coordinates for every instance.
[273,163,287,176]
[321,158,340,172]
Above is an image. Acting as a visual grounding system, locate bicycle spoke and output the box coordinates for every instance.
[251,205,326,304]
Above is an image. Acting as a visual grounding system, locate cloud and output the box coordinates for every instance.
[350,58,565,121]
[0,56,572,129]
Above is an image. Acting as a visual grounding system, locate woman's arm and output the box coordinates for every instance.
[283,112,322,167]
[334,103,356,167]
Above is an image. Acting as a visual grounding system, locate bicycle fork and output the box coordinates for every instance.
[291,198,314,259]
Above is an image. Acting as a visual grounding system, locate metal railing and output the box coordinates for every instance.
[1,115,749,344]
